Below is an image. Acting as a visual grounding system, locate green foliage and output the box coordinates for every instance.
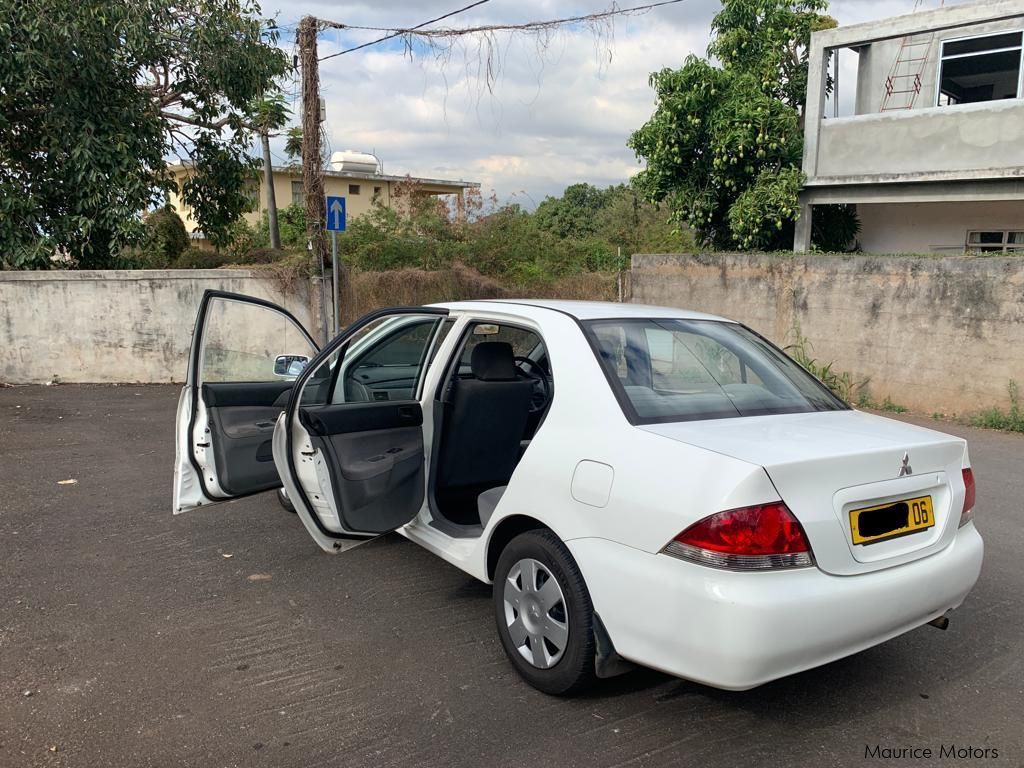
[972,380,1024,432]
[284,128,304,163]
[143,208,190,264]
[812,203,861,252]
[0,0,288,266]
[534,183,618,239]
[240,202,309,251]
[224,182,690,287]
[877,397,908,413]
[251,93,290,133]
[533,183,691,263]
[629,0,856,251]
[172,247,230,269]
[233,247,288,265]
[708,0,836,112]
[728,166,804,250]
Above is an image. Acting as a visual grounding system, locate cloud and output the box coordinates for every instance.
[267,0,952,205]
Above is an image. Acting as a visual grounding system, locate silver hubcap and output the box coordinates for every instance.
[503,558,569,669]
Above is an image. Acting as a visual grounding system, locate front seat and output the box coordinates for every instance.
[437,341,535,492]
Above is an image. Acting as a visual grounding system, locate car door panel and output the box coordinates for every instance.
[299,402,426,533]
[173,291,318,513]
[274,309,451,550]
[199,382,295,494]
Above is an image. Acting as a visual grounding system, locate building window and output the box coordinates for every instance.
[938,31,1023,106]
[373,185,382,197]
[291,181,304,205]
[349,184,361,195]
[966,230,1024,253]
[244,179,260,212]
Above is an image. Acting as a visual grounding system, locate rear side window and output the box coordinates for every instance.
[586,319,847,424]
[457,323,543,372]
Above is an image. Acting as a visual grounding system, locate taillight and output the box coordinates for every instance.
[959,468,976,528]
[662,502,814,571]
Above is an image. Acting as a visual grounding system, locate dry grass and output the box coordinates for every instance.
[343,264,618,322]
[529,272,619,302]
[345,264,510,321]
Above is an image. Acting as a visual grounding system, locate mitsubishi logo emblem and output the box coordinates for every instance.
[898,452,913,477]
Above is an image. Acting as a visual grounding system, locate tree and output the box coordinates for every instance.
[252,93,290,249]
[534,183,616,240]
[284,127,304,164]
[628,0,852,251]
[0,0,288,267]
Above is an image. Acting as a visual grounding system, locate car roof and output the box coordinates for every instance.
[431,299,733,323]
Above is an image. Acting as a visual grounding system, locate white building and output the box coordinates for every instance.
[795,0,1024,254]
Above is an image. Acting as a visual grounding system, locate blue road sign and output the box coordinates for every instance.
[326,195,346,232]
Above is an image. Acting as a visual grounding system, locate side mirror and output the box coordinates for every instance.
[274,354,309,377]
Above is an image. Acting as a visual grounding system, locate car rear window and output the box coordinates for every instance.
[585,319,848,424]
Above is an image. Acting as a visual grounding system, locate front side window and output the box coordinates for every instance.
[305,317,447,405]
[586,319,847,424]
[938,31,1022,106]
[200,297,316,384]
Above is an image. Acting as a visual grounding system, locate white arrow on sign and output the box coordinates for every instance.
[330,199,344,230]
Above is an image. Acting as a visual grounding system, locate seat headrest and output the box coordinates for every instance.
[470,342,517,381]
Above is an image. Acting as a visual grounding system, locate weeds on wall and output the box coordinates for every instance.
[784,325,917,413]
[785,330,865,405]
[971,380,1024,432]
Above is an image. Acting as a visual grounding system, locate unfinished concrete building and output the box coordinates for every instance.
[795,0,1024,254]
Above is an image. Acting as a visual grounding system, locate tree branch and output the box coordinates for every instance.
[161,111,233,129]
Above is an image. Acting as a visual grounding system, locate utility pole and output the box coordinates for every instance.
[298,16,327,276]
[260,128,281,250]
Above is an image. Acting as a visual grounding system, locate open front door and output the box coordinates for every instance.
[173,291,319,513]
[273,308,452,552]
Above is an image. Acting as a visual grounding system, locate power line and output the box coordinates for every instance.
[325,0,687,38]
[320,0,492,61]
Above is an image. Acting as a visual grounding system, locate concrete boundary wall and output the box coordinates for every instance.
[630,253,1024,414]
[0,270,326,384]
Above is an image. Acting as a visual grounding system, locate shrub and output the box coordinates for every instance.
[144,208,190,264]
[231,247,288,265]
[172,247,230,269]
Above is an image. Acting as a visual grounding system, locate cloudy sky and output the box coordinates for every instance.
[264,0,972,206]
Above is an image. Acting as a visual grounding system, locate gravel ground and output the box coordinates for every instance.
[1,384,1021,767]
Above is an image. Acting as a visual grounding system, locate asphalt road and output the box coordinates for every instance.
[1,384,1021,768]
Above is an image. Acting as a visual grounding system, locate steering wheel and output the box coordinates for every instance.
[514,356,552,414]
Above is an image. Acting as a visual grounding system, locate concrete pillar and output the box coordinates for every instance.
[793,202,813,252]
[455,190,466,223]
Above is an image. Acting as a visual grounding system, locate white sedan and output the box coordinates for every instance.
[173,294,983,695]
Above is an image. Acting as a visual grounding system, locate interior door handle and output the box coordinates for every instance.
[398,405,417,422]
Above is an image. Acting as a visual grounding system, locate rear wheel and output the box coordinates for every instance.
[493,529,596,695]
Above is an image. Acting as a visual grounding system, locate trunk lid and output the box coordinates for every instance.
[641,410,968,575]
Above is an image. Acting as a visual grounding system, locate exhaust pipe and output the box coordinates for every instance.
[928,615,950,630]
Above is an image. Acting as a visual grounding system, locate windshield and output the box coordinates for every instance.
[584,319,848,424]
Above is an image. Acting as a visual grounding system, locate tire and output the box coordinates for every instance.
[493,529,596,696]
[277,487,296,513]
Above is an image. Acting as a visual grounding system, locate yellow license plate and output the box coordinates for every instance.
[849,495,934,545]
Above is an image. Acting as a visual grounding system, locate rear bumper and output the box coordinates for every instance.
[568,524,983,690]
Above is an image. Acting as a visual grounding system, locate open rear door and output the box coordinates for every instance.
[273,307,452,552]
[173,291,318,513]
